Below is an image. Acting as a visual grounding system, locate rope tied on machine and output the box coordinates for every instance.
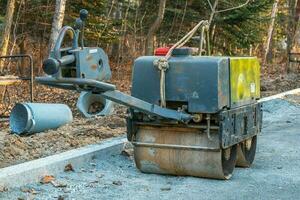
[154,20,210,108]
[154,58,169,108]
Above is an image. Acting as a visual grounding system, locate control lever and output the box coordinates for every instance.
[75,9,88,49]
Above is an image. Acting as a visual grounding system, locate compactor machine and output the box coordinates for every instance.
[37,10,262,179]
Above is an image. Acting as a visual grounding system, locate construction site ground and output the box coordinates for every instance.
[0,72,299,169]
[0,65,300,168]
[1,97,300,199]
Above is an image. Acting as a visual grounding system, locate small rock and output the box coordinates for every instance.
[64,163,74,172]
[57,195,67,200]
[286,120,292,123]
[20,187,38,194]
[63,188,71,193]
[160,187,171,191]
[51,180,67,188]
[277,166,283,169]
[86,181,99,188]
[112,181,122,186]
[89,180,99,184]
[121,149,133,157]
[121,143,134,157]
[90,162,96,167]
[96,173,104,178]
[0,185,8,192]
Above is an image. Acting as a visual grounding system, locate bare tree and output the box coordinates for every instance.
[264,0,279,64]
[145,0,167,55]
[49,0,67,50]
[0,0,16,72]
[286,0,300,73]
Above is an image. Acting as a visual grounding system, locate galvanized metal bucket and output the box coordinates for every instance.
[77,91,114,118]
[10,103,73,135]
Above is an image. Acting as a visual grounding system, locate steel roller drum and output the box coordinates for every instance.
[133,126,237,180]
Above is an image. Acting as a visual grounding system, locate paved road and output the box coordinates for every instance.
[1,99,300,200]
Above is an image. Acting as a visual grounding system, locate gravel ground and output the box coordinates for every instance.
[1,98,300,200]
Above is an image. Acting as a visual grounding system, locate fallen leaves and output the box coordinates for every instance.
[40,175,67,188]
[40,175,55,184]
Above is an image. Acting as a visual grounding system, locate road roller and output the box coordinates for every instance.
[36,10,262,179]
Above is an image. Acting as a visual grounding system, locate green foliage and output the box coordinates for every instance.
[0,0,276,57]
[155,0,274,55]
[214,0,274,55]
[0,16,4,23]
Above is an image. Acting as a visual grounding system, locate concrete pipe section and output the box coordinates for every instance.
[133,126,237,180]
[77,91,114,118]
[10,103,73,135]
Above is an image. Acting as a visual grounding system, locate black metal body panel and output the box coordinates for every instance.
[131,56,230,113]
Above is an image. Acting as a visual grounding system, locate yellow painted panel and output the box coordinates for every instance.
[230,57,260,106]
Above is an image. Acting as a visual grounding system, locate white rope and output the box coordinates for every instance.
[155,20,209,107]
[165,20,209,59]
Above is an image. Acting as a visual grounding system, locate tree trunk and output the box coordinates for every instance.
[145,0,167,55]
[111,1,122,59]
[264,0,279,64]
[287,0,299,73]
[0,0,16,72]
[49,0,67,50]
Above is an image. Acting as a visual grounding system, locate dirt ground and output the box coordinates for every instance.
[0,104,127,168]
[0,71,130,169]
[0,68,299,169]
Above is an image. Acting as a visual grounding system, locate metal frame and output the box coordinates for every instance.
[0,54,34,118]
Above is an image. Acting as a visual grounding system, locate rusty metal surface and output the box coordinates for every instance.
[133,126,237,179]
